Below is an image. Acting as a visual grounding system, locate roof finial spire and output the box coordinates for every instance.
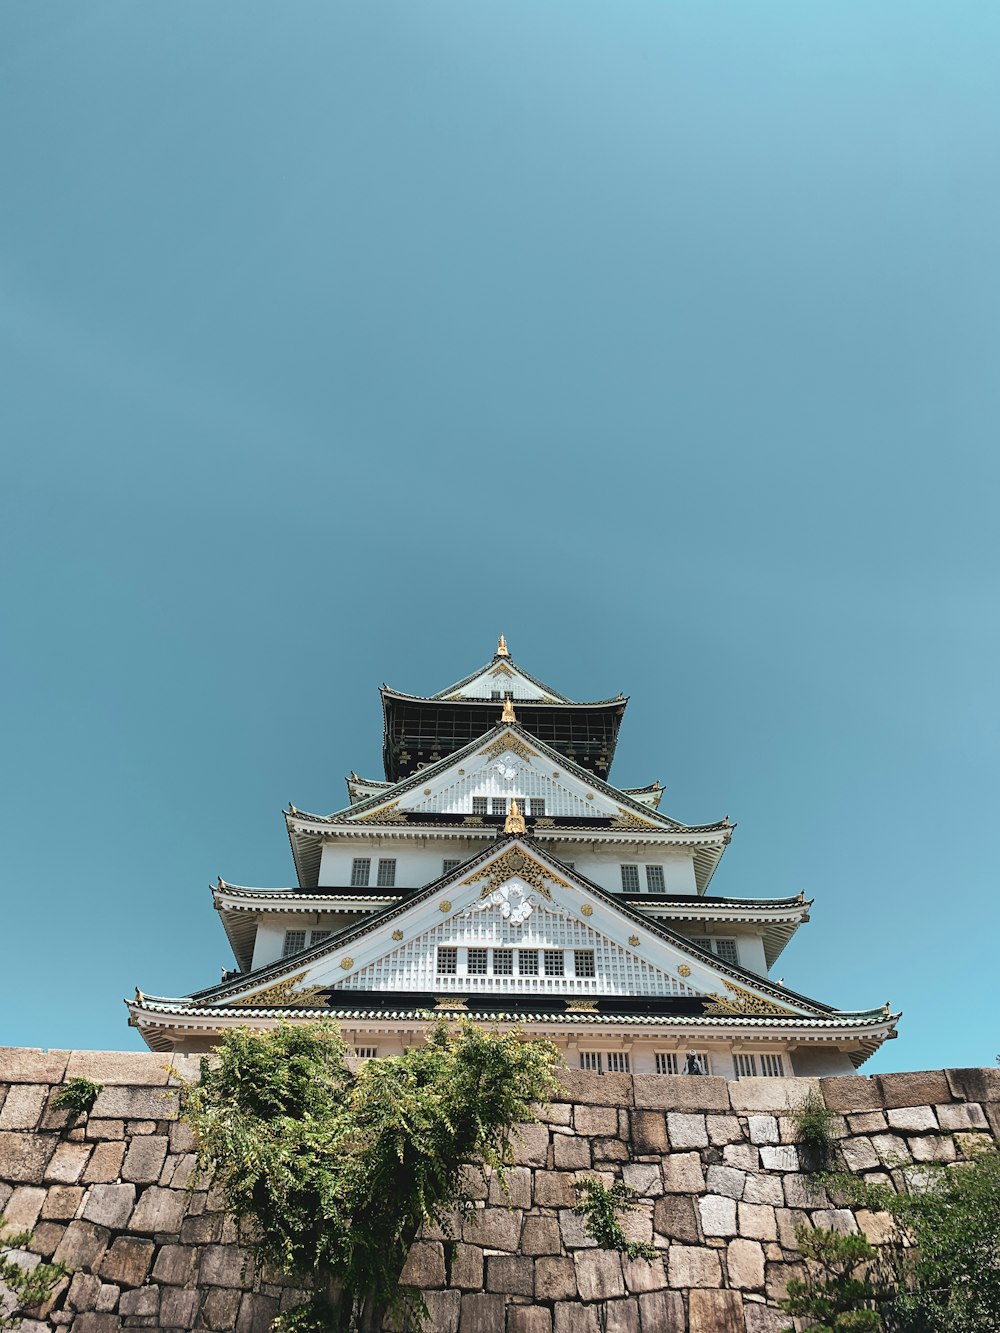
[505,797,526,835]
[501,695,516,724]
[496,633,510,658]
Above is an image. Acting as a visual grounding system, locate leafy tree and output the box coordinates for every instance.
[778,1224,884,1332]
[183,1019,560,1332]
[0,1217,69,1331]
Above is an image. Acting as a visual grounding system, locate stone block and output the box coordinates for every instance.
[122,1135,168,1184]
[553,1135,591,1169]
[653,1194,700,1244]
[661,1151,705,1193]
[812,1208,858,1233]
[689,1288,744,1332]
[620,1202,654,1248]
[886,1105,937,1133]
[459,1291,505,1333]
[42,1185,85,1220]
[847,1111,887,1133]
[486,1254,533,1296]
[632,1075,730,1112]
[236,1291,280,1333]
[26,1220,65,1257]
[622,1162,663,1198]
[44,1142,92,1184]
[747,1114,779,1145]
[507,1308,551,1333]
[457,1164,489,1201]
[65,1051,171,1085]
[512,1124,549,1167]
[818,1076,882,1112]
[534,1256,576,1301]
[603,1298,640,1333]
[521,1216,561,1256]
[574,1104,618,1136]
[0,1084,47,1130]
[199,1243,254,1288]
[163,1151,199,1190]
[705,1165,745,1199]
[723,1143,759,1170]
[738,1202,778,1241]
[98,1236,154,1287]
[910,1135,956,1163]
[168,1120,198,1153]
[152,1243,200,1285]
[937,1102,988,1131]
[766,1260,806,1303]
[81,1185,136,1230]
[2,1186,47,1229]
[729,1078,816,1112]
[0,1132,55,1183]
[66,1272,102,1312]
[621,1253,666,1293]
[840,1136,879,1172]
[631,1110,668,1152]
[556,1070,633,1107]
[90,1086,179,1120]
[488,1166,531,1209]
[706,1113,742,1145]
[83,1140,126,1183]
[463,1207,522,1251]
[871,1133,911,1166]
[538,1102,572,1126]
[52,1220,111,1270]
[699,1194,737,1237]
[727,1236,765,1288]
[201,1287,242,1330]
[554,1307,601,1333]
[744,1303,790,1332]
[128,1185,188,1234]
[856,1209,897,1245]
[594,1137,630,1164]
[945,1066,1000,1105]
[782,1175,828,1209]
[775,1207,811,1250]
[86,1120,125,1141]
[557,1208,597,1249]
[400,1241,446,1288]
[71,1315,124,1332]
[180,1212,224,1244]
[574,1248,625,1300]
[666,1112,708,1148]
[450,1243,484,1289]
[118,1286,159,1317]
[637,1290,685,1330]
[160,1287,200,1329]
[533,1171,576,1208]
[667,1244,721,1288]
[875,1071,951,1109]
[759,1145,799,1171]
[0,1048,70,1082]
[743,1174,783,1206]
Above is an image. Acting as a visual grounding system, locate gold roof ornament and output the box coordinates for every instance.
[501,696,517,724]
[496,633,510,658]
[505,798,527,835]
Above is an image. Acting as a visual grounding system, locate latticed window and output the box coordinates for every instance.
[620,864,640,892]
[442,860,462,875]
[760,1054,785,1077]
[543,950,564,977]
[472,798,488,815]
[468,948,488,975]
[491,691,502,700]
[530,799,546,817]
[607,1052,630,1073]
[282,930,306,957]
[376,858,396,888]
[580,1051,603,1073]
[518,950,538,976]
[437,947,458,975]
[713,938,739,965]
[354,1048,378,1060]
[494,949,513,976]
[655,1053,679,1075]
[734,1053,757,1079]
[310,930,332,946]
[351,858,371,888]
[645,864,665,892]
[574,949,596,978]
[491,798,507,816]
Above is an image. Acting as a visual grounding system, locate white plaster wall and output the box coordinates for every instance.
[317,839,490,888]
[250,911,364,970]
[548,845,698,896]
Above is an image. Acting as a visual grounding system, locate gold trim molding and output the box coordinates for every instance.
[704,979,796,1018]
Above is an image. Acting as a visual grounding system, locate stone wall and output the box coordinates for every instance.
[1,1049,998,1332]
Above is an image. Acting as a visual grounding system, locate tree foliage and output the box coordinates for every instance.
[0,1217,69,1331]
[778,1224,883,1332]
[182,1020,560,1332]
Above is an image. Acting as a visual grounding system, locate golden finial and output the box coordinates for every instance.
[501,696,516,723]
[505,798,526,834]
[496,634,510,658]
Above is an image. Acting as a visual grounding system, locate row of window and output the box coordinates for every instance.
[350,858,397,888]
[581,1052,785,1077]
[471,797,547,817]
[282,929,333,957]
[437,946,596,978]
[620,863,665,892]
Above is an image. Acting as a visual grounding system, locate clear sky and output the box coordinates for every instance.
[1,3,998,1072]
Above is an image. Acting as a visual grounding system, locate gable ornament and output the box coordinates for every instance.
[462,847,568,901]
[228,972,327,1008]
[703,980,795,1017]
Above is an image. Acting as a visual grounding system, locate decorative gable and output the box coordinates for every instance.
[442,661,561,702]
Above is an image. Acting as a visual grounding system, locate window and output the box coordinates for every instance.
[713,938,739,965]
[282,930,306,957]
[376,858,396,888]
[607,1052,630,1073]
[491,691,502,700]
[468,948,488,975]
[442,859,462,875]
[350,858,371,888]
[354,1047,378,1060]
[437,947,458,975]
[655,1053,679,1075]
[543,950,564,977]
[679,1051,712,1075]
[734,1053,757,1079]
[574,949,596,978]
[530,799,546,817]
[491,798,507,816]
[760,1054,785,1078]
[645,864,665,892]
[472,798,488,816]
[310,930,332,946]
[580,1051,603,1073]
[494,949,513,976]
[517,950,538,976]
[620,864,640,892]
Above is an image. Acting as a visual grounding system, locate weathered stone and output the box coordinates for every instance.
[180,1212,224,1244]
[0,1084,47,1129]
[856,1209,897,1245]
[200,1243,254,1288]
[41,1185,84,1220]
[70,1315,123,1332]
[738,1202,778,1240]
[159,1288,200,1329]
[813,1208,858,1233]
[699,1194,737,1237]
[97,1236,154,1287]
[538,1102,572,1126]
[602,1298,640,1333]
[451,1243,484,1289]
[81,1184,136,1229]
[152,1243,200,1285]
[666,1112,708,1148]
[400,1241,446,1288]
[168,1119,198,1153]
[653,1194,700,1243]
[729,1078,816,1112]
[556,1070,633,1107]
[819,1076,882,1112]
[839,1136,879,1171]
[533,1171,576,1208]
[766,1260,806,1303]
[910,1135,956,1163]
[871,1133,911,1165]
[705,1164,745,1199]
[776,1207,811,1250]
[201,1288,242,1330]
[0,1132,55,1183]
[887,1105,937,1133]
[128,1185,188,1234]
[521,1216,560,1256]
[86,1120,125,1141]
[782,1174,828,1209]
[486,1254,533,1296]
[574,1104,618,1136]
[66,1272,102,1312]
[235,1291,280,1333]
[759,1145,799,1171]
[631,1109,668,1152]
[747,1114,779,1145]
[622,1162,663,1198]
[553,1307,601,1333]
[667,1244,721,1288]
[727,1236,765,1288]
[620,1202,654,1248]
[90,1086,179,1120]
[689,1288,744,1333]
[534,1256,576,1301]
[723,1143,759,1170]
[937,1102,988,1131]
[2,1185,46,1229]
[488,1166,531,1209]
[26,1220,65,1257]
[875,1071,951,1109]
[118,1287,158,1317]
[52,1220,111,1270]
[632,1075,730,1111]
[553,1134,591,1169]
[459,1291,505,1333]
[945,1066,1000,1105]
[557,1208,597,1249]
[511,1124,549,1167]
[82,1140,126,1184]
[121,1135,168,1184]
[744,1303,790,1332]
[742,1173,783,1205]
[637,1290,685,1330]
[463,1207,522,1251]
[594,1137,630,1164]
[0,1049,70,1082]
[621,1255,666,1293]
[507,1308,551,1333]
[847,1111,887,1133]
[574,1248,625,1300]
[44,1141,92,1184]
[65,1052,172,1086]
[661,1151,704,1193]
[706,1113,742,1145]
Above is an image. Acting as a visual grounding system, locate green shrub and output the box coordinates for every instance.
[0,1216,69,1330]
[574,1179,656,1262]
[52,1078,102,1117]
[793,1089,838,1170]
[778,1224,883,1332]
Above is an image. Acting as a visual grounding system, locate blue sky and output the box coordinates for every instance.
[1,3,997,1071]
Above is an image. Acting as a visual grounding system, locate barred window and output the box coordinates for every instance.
[493,949,513,976]
[760,1054,785,1078]
[468,948,488,975]
[606,1052,630,1073]
[713,938,739,965]
[734,1053,757,1079]
[620,864,640,892]
[655,1053,679,1075]
[437,947,458,975]
[472,798,488,815]
[530,799,546,817]
[491,798,507,816]
[310,930,332,946]
[376,858,396,888]
[580,1051,603,1073]
[543,950,564,977]
[350,858,371,888]
[354,1047,378,1060]
[282,930,306,957]
[573,949,596,978]
[442,860,462,875]
[645,864,665,892]
[518,950,538,976]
